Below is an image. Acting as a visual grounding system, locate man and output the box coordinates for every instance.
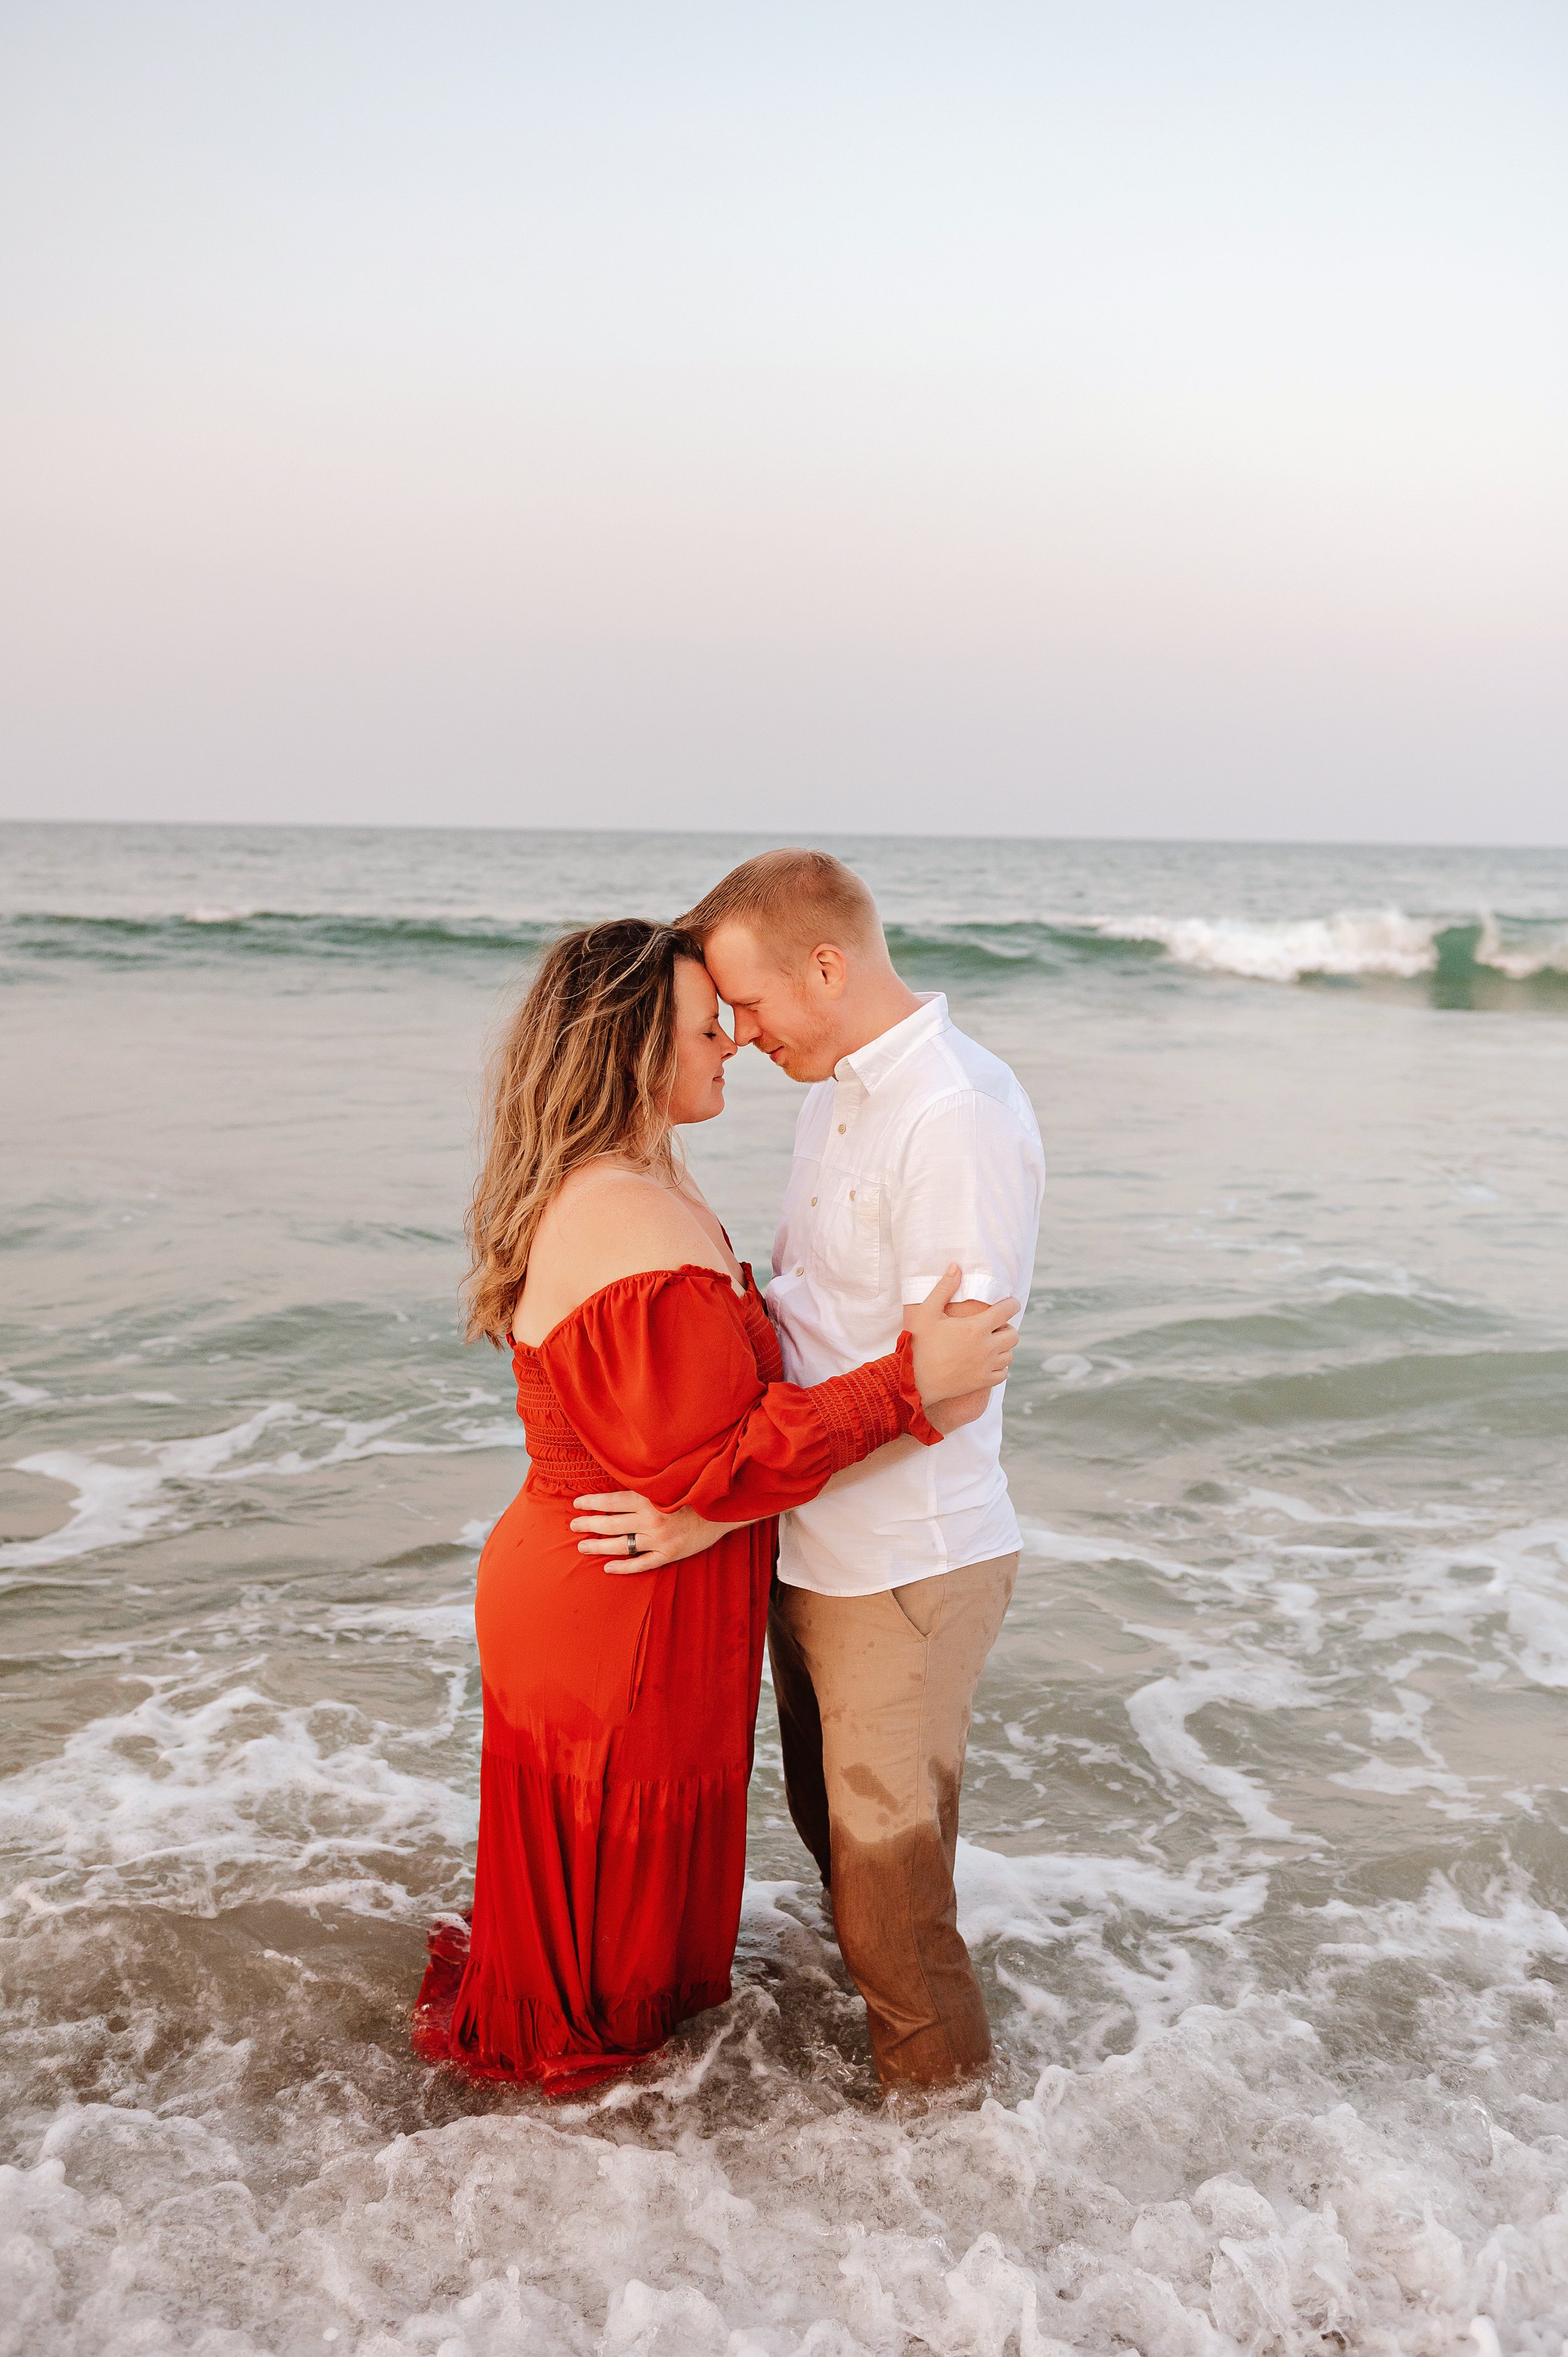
[676,848,1044,2087]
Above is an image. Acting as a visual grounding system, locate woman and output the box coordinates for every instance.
[413,920,1018,2092]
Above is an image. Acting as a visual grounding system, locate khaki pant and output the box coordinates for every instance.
[767,1553,1018,2086]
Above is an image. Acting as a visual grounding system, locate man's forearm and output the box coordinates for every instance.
[904,1292,1007,1432]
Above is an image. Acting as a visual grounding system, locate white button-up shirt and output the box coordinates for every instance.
[768,992,1044,1597]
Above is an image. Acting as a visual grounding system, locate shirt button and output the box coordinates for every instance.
[837,1123,846,1133]
[810,1196,817,1206]
[795,1265,804,1275]
[849,1189,856,1200]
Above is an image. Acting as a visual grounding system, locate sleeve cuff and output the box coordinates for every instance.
[811,1333,943,1472]
[900,1266,999,1306]
[893,1330,943,1449]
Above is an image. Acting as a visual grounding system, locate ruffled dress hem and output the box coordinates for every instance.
[411,1914,729,2095]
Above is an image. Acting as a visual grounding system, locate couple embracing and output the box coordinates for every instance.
[414,849,1044,2095]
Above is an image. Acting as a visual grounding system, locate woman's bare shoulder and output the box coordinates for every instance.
[556,1164,718,1262]
[513,1166,728,1343]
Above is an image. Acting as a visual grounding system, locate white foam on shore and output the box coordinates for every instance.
[1123,1641,1313,1842]
[5,1866,1568,2356]
[6,1500,1568,2349]
[241,1397,521,1481]
[0,1663,477,1921]
[325,1600,479,1649]
[1355,1517,1568,1691]
[0,1402,521,1581]
[0,1405,298,1573]
[1010,1503,1568,1854]
[1017,1519,1199,1583]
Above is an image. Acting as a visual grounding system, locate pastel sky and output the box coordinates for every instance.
[2,1,1564,841]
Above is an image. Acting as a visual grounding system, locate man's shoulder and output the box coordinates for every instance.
[905,1023,1041,1139]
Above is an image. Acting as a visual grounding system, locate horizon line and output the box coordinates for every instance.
[3,816,1564,856]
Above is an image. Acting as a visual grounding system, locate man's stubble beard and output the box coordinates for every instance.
[773,1000,842,1085]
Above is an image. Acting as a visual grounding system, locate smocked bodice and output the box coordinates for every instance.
[513,1265,783,1496]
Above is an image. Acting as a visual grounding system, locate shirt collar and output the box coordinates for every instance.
[835,992,950,1094]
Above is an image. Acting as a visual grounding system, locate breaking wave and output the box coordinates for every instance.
[887,909,1568,991]
[1089,908,1568,986]
[6,905,1565,996]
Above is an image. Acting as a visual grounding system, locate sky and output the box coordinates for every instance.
[1,1,1564,843]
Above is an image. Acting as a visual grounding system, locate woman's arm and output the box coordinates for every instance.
[564,1265,1019,1570]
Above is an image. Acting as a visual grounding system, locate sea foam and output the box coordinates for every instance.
[4,1867,1568,2355]
[1091,907,1568,984]
[0,1400,521,1583]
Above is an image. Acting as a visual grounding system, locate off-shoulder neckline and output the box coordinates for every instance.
[509,1261,753,1356]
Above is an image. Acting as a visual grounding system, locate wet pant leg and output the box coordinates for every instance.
[766,1553,1017,2086]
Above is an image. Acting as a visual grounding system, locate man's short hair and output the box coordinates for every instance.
[675,849,882,968]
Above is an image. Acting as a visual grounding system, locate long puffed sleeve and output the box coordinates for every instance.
[536,1268,939,1521]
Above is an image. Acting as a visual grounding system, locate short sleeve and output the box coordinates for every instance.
[893,1091,1045,1309]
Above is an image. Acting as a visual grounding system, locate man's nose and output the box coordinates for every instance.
[730,1007,760,1045]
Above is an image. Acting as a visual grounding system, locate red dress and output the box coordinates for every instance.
[413,1262,938,2092]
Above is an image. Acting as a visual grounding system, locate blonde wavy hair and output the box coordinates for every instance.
[464,918,701,1344]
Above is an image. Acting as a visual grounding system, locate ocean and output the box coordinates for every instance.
[3,820,1567,2357]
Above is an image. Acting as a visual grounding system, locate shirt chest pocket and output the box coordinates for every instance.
[813,1174,884,1299]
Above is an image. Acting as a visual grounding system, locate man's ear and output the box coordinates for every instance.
[810,943,849,999]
